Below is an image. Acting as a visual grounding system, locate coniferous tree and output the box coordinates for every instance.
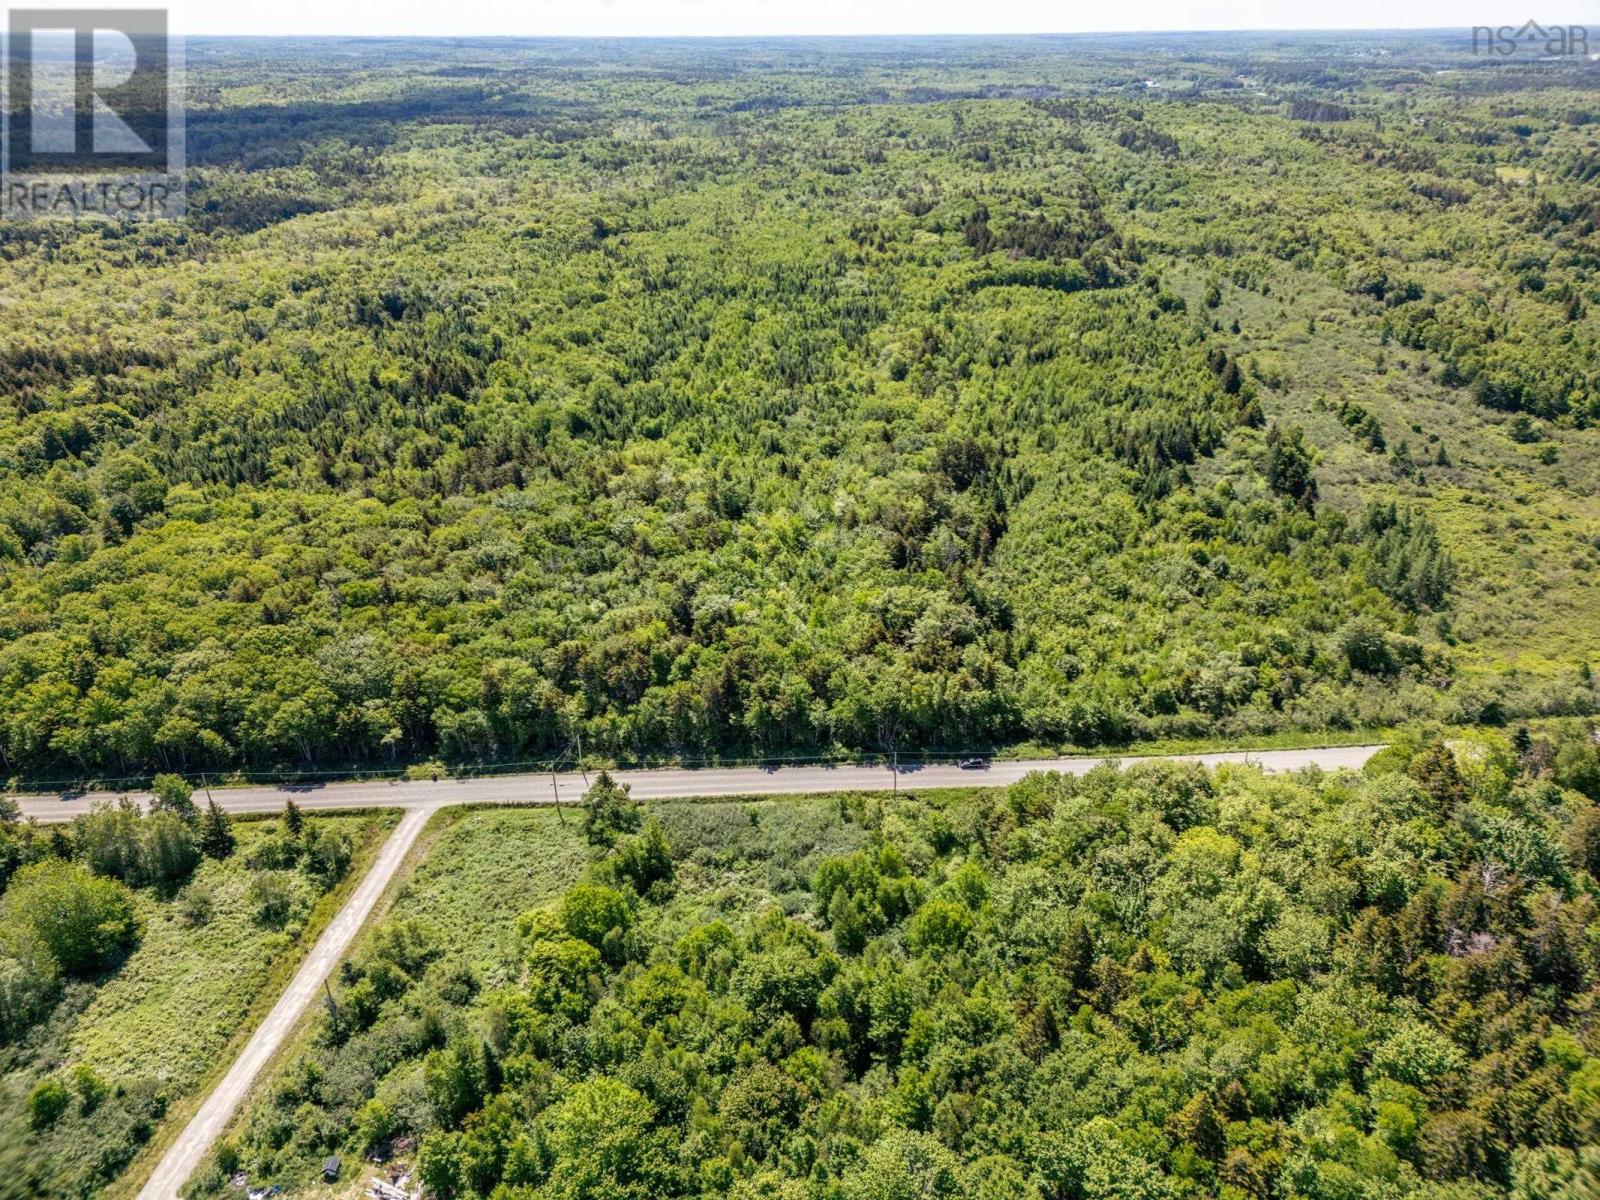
[1409,743,1467,817]
[198,799,236,859]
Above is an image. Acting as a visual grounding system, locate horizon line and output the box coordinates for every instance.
[165,23,1594,40]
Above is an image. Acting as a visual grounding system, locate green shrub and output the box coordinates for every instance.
[583,772,641,848]
[247,870,299,929]
[140,812,200,890]
[28,1077,70,1129]
[0,951,58,1038]
[610,817,673,896]
[2,859,140,976]
[302,824,353,885]
[149,775,198,823]
[559,883,631,951]
[71,1063,109,1113]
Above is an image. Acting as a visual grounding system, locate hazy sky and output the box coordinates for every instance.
[160,0,1599,38]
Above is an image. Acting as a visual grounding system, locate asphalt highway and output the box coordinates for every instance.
[19,743,1383,824]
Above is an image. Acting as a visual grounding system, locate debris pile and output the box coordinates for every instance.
[368,1174,416,1200]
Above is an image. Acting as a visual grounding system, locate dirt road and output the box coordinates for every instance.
[134,807,433,1200]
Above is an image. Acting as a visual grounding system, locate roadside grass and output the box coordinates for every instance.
[319,788,1002,987]
[1004,726,1391,760]
[79,815,391,1089]
[651,789,989,920]
[1069,718,1589,764]
[378,806,593,988]
[0,810,397,1200]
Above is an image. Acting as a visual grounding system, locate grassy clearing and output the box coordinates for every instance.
[1003,726,1391,760]
[1,812,395,1200]
[649,790,983,918]
[77,816,389,1089]
[379,807,593,988]
[1166,250,1600,688]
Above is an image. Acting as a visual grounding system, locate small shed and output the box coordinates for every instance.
[323,1157,342,1183]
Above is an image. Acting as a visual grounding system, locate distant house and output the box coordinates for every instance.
[323,1157,341,1183]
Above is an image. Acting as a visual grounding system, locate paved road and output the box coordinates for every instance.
[87,743,1378,1200]
[17,744,1381,824]
[136,806,433,1200]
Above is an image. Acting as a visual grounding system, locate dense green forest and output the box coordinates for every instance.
[1,33,1598,780]
[198,724,1600,1200]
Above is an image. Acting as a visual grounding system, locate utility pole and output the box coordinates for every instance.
[550,761,564,824]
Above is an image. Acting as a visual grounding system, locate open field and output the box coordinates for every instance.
[373,807,594,988]
[194,804,603,1194]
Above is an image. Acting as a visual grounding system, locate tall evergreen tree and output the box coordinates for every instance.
[198,800,236,860]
